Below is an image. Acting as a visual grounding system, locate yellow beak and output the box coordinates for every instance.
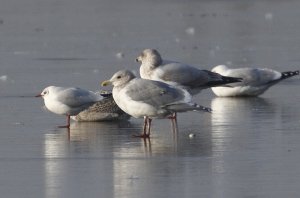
[101,80,111,87]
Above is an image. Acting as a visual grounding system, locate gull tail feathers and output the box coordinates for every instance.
[280,70,299,80]
[164,103,212,113]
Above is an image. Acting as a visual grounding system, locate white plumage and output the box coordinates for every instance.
[101,70,211,138]
[211,65,299,97]
[36,86,103,128]
[136,49,242,95]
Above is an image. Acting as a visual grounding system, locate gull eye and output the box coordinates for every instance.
[43,91,48,95]
[117,75,121,79]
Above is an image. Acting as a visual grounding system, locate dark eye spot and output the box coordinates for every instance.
[117,76,121,79]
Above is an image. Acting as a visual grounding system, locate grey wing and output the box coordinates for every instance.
[125,79,187,107]
[227,68,281,86]
[159,61,216,88]
[57,87,101,107]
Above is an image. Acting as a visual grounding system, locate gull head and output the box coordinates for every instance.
[102,70,136,87]
[211,65,229,74]
[35,86,53,98]
[136,49,162,67]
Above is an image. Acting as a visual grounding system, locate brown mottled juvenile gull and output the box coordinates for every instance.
[211,65,299,97]
[71,93,130,121]
[101,69,211,138]
[136,49,242,95]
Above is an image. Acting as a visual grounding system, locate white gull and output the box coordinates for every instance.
[136,48,242,95]
[36,86,103,128]
[211,65,299,97]
[101,69,211,138]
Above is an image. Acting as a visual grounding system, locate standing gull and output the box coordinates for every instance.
[36,86,103,128]
[101,70,211,138]
[136,49,242,95]
[211,65,299,97]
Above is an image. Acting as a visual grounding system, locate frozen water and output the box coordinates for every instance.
[0,0,300,198]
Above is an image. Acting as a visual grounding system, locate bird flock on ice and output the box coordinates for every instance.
[36,49,299,138]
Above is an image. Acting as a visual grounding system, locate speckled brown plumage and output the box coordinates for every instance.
[71,95,130,122]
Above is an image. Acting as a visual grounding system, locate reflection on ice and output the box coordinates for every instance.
[42,118,213,197]
[210,97,282,197]
[211,97,276,130]
[43,121,135,198]
[210,97,278,154]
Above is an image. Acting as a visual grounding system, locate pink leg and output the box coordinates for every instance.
[167,112,178,133]
[168,112,177,119]
[58,115,71,128]
[171,116,178,134]
[133,116,151,138]
[143,116,148,134]
[146,118,152,136]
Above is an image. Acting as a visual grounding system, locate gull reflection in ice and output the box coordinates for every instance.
[211,97,277,152]
[43,118,212,197]
[211,97,276,128]
[111,119,212,198]
[43,121,137,198]
[43,129,69,198]
[210,97,278,173]
[210,97,279,196]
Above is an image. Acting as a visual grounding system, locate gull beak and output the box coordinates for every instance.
[101,80,111,87]
[35,93,42,97]
[135,56,141,62]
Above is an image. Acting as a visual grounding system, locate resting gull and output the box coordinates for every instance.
[136,48,242,95]
[71,93,130,122]
[101,69,211,138]
[211,65,299,97]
